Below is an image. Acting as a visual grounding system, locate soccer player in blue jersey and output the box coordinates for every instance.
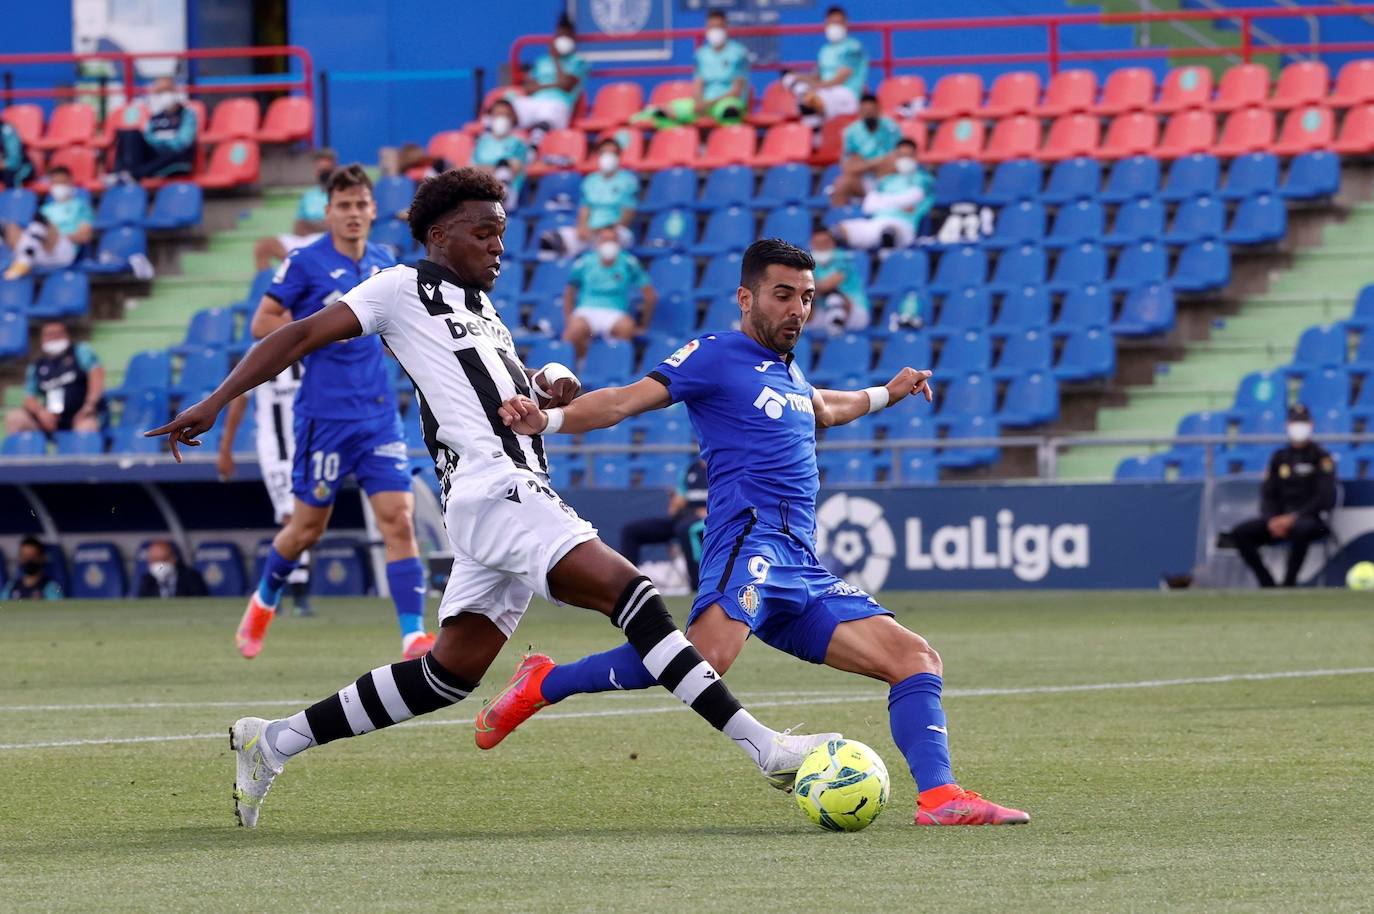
[483,238,1029,826]
[235,164,434,660]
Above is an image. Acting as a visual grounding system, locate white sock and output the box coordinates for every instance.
[722,709,778,767]
[265,711,315,758]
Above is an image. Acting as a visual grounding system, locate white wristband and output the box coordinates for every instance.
[864,387,890,414]
[534,361,577,400]
[543,407,564,435]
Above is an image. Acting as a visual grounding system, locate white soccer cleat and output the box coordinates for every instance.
[758,726,843,792]
[230,716,284,828]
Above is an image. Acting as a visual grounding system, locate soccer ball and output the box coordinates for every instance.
[1346,561,1374,591]
[793,738,890,832]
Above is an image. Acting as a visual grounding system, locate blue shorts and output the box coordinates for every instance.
[689,515,891,664]
[291,412,411,508]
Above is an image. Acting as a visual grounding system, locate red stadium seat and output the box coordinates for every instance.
[1155,109,1216,158]
[750,81,799,126]
[809,115,856,166]
[1273,105,1334,156]
[1099,112,1158,159]
[640,125,698,170]
[1213,106,1275,157]
[1,104,44,146]
[922,116,985,164]
[576,82,644,131]
[1333,103,1374,155]
[1093,67,1156,115]
[982,71,1041,117]
[981,115,1040,162]
[1269,61,1329,111]
[876,74,926,117]
[45,145,100,189]
[1036,69,1097,117]
[462,86,519,134]
[750,121,811,167]
[200,97,261,144]
[1211,63,1270,113]
[196,139,260,189]
[1329,59,1374,109]
[697,124,756,168]
[919,73,983,121]
[527,128,587,176]
[899,118,927,153]
[1152,66,1214,113]
[31,103,97,151]
[578,128,644,172]
[96,104,147,148]
[256,96,313,144]
[427,130,474,167]
[1040,113,1099,161]
[647,80,696,110]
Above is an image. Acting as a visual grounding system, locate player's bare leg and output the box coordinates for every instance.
[236,499,332,658]
[824,616,1028,825]
[368,488,436,658]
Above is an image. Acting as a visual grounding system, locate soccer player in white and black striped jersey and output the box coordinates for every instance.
[148,169,837,827]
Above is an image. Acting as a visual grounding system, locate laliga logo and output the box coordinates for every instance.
[591,0,652,35]
[907,509,1089,582]
[816,494,897,593]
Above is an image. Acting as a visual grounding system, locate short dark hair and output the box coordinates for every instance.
[48,165,72,180]
[325,163,373,201]
[407,167,507,244]
[860,92,878,105]
[826,5,846,17]
[556,13,575,33]
[896,137,917,150]
[707,10,726,22]
[740,238,815,294]
[19,535,46,555]
[595,136,622,154]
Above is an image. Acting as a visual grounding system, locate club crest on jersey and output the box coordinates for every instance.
[666,339,699,367]
[313,480,331,501]
[737,584,762,616]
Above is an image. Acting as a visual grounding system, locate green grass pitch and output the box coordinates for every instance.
[2,591,1372,912]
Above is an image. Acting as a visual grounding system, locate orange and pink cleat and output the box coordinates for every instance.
[234,593,276,659]
[916,785,1030,826]
[474,652,555,750]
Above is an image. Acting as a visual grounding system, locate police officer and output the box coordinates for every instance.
[620,457,708,590]
[1230,403,1336,587]
[3,322,104,437]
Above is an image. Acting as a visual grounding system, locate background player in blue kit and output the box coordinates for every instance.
[483,238,1029,827]
[235,164,433,660]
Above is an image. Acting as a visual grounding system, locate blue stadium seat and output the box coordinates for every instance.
[30,271,89,318]
[1057,283,1114,330]
[812,333,871,384]
[932,160,985,205]
[546,454,578,490]
[82,226,146,275]
[517,259,572,306]
[0,310,27,358]
[92,183,148,230]
[172,347,230,399]
[374,175,417,219]
[0,275,34,311]
[1114,282,1176,337]
[1289,323,1347,369]
[588,453,631,487]
[695,165,755,212]
[1099,155,1160,204]
[993,327,1053,378]
[1109,241,1169,293]
[1224,192,1287,246]
[1171,409,1229,457]
[1165,194,1225,245]
[1220,152,1279,201]
[311,538,373,596]
[1223,449,1271,477]
[881,410,937,449]
[647,292,695,340]
[1228,409,1285,468]
[0,187,38,225]
[981,159,1042,206]
[1044,198,1104,248]
[173,307,235,355]
[690,206,753,256]
[54,430,104,455]
[646,252,694,300]
[1047,241,1107,293]
[1298,365,1352,411]
[694,251,743,303]
[1054,326,1115,381]
[821,451,878,485]
[1166,450,1207,481]
[581,338,636,388]
[1350,285,1374,331]
[999,370,1059,427]
[1115,454,1167,480]
[639,167,698,214]
[488,260,526,313]
[635,406,693,445]
[872,330,932,383]
[1280,150,1340,200]
[370,218,415,260]
[929,245,986,295]
[143,182,203,229]
[194,541,247,597]
[524,337,574,371]
[895,450,940,484]
[109,349,172,401]
[1040,157,1102,205]
[700,296,741,332]
[1349,375,1374,421]
[868,249,929,299]
[1171,239,1231,293]
[529,211,575,256]
[986,243,1046,293]
[1103,196,1165,246]
[754,163,813,209]
[809,163,843,209]
[499,218,527,262]
[935,285,993,333]
[529,171,581,212]
[1161,153,1221,203]
[940,373,995,420]
[937,328,992,374]
[1,430,47,456]
[938,414,1001,468]
[118,389,170,430]
[1233,369,1287,416]
[634,452,691,488]
[69,541,126,599]
[233,267,276,315]
[995,285,1051,334]
[759,205,812,249]
[981,199,1044,250]
[107,426,165,454]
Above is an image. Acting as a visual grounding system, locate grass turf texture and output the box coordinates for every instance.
[2,591,1372,912]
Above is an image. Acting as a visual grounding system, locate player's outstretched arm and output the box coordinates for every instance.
[499,376,671,436]
[146,301,364,461]
[813,367,933,428]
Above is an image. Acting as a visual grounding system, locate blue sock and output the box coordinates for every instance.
[256,547,299,608]
[888,672,956,793]
[386,557,427,640]
[541,642,657,704]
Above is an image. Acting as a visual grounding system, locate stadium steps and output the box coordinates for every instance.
[1071,0,1276,77]
[1057,201,1374,478]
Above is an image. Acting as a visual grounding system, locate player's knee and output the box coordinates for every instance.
[884,630,941,682]
[4,408,32,434]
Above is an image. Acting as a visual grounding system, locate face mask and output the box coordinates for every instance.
[48,184,74,202]
[20,559,42,576]
[597,240,620,261]
[42,339,70,357]
[894,156,917,175]
[554,35,576,56]
[316,168,333,186]
[148,91,176,113]
[812,248,834,266]
[489,115,513,137]
[598,152,620,174]
[150,561,174,582]
[1287,422,1313,445]
[825,23,847,43]
[863,116,879,131]
[706,27,727,49]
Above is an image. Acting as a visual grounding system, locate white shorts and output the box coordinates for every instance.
[510,95,573,131]
[276,232,324,252]
[838,216,916,250]
[571,305,633,338]
[815,85,860,119]
[19,229,76,269]
[437,468,598,637]
[555,223,633,259]
[255,390,297,523]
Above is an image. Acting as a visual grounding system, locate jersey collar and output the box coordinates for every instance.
[734,329,795,365]
[417,259,489,319]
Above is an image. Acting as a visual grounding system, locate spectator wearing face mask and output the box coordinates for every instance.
[828,93,902,206]
[107,76,198,184]
[508,15,588,138]
[3,536,63,601]
[832,138,931,250]
[4,322,105,437]
[1,167,94,280]
[808,228,870,334]
[1,114,34,189]
[562,225,655,359]
[633,11,750,128]
[540,137,638,258]
[471,99,530,210]
[1229,403,1338,588]
[135,539,208,599]
[781,5,869,123]
[253,149,338,270]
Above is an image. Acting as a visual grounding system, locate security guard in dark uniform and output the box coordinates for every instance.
[620,457,709,590]
[1230,403,1337,587]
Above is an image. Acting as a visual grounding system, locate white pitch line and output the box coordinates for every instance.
[1,666,1371,752]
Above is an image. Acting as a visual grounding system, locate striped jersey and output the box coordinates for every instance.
[342,259,547,498]
[253,362,304,463]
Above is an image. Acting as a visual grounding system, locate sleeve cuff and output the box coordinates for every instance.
[343,296,376,337]
[647,370,671,389]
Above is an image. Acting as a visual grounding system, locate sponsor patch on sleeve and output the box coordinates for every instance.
[666,338,700,367]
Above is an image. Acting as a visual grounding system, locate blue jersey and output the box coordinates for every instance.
[648,331,820,548]
[266,234,398,421]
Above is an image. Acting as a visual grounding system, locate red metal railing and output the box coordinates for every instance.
[509,6,1374,85]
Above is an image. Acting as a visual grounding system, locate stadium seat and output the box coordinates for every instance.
[1094,67,1156,116]
[821,451,879,485]
[1099,112,1158,159]
[1171,410,1230,459]
[54,429,104,456]
[1114,282,1176,336]
[695,164,754,211]
[1,430,47,456]
[1273,106,1334,156]
[1328,59,1374,110]
[1219,152,1279,201]
[47,145,100,189]
[749,80,800,127]
[1290,323,1347,370]
[31,271,89,319]
[697,124,756,169]
[1211,63,1270,113]
[634,207,692,257]
[1155,109,1216,159]
[31,102,97,151]
[585,453,630,488]
[117,388,170,430]
[811,333,871,385]
[1115,453,1167,481]
[1054,325,1115,381]
[96,104,147,148]
[641,126,698,171]
[107,425,165,455]
[986,242,1045,294]
[751,122,812,167]
[374,175,417,219]
[580,338,636,388]
[929,245,986,296]
[1298,364,1352,410]
[877,74,926,117]
[895,448,940,484]
[197,139,260,189]
[82,226,146,275]
[872,330,932,383]
[645,79,696,111]
[1213,107,1275,158]
[1333,103,1374,156]
[0,187,37,226]
[1347,285,1374,331]
[982,71,1041,118]
[1104,197,1165,246]
[1041,113,1099,161]
[69,541,126,599]
[981,159,1042,206]
[999,370,1059,427]
[1171,239,1231,293]
[1152,66,1214,114]
[1046,241,1107,293]
[690,205,753,256]
[1233,369,1287,415]
[759,204,811,249]
[426,130,474,167]
[0,275,34,312]
[931,160,985,204]
[693,250,743,303]
[1165,194,1225,245]
[940,371,995,418]
[0,310,27,358]
[645,252,694,302]
[1224,192,1287,246]
[528,170,581,213]
[1044,198,1104,248]
[524,338,575,371]
[867,248,930,302]
[1270,61,1329,111]
[528,128,587,176]
[255,95,313,143]
[638,167,697,215]
[370,218,415,261]
[992,326,1053,379]
[172,347,230,399]
[1161,153,1221,203]
[576,82,644,131]
[191,541,247,596]
[919,73,984,121]
[516,258,572,309]
[937,328,991,374]
[1036,69,1097,117]
[981,115,1040,162]
[993,284,1051,332]
[312,538,372,596]
[808,114,857,167]
[938,414,1000,468]
[1108,240,1168,291]
[174,307,235,354]
[754,163,813,209]
[982,198,1045,250]
[1040,156,1101,204]
[201,97,261,143]
[698,295,741,332]
[936,285,993,332]
[142,182,203,229]
[924,117,984,164]
[1,104,43,146]
[1100,154,1160,204]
